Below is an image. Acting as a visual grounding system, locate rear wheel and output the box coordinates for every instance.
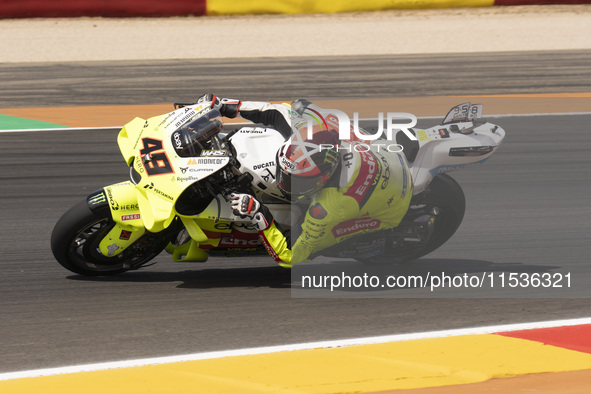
[358,173,466,264]
[51,199,172,276]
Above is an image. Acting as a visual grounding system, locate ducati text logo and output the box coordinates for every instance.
[253,161,275,170]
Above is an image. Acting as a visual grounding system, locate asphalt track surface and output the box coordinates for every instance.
[0,50,590,374]
[2,49,591,107]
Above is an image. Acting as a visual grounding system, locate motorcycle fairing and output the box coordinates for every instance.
[166,238,209,262]
[229,127,288,201]
[98,223,145,258]
[161,216,220,262]
[164,218,260,262]
[98,181,146,257]
[162,200,297,262]
[117,103,230,232]
[408,103,505,194]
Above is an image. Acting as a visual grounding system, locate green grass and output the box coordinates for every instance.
[0,113,68,130]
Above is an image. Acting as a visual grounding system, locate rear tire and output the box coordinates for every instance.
[359,173,466,264]
[51,199,170,276]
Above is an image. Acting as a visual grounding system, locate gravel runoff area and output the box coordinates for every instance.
[0,5,590,63]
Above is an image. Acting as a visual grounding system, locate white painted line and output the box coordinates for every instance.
[1,316,590,382]
[1,111,590,133]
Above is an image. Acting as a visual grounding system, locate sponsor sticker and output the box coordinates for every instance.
[309,203,328,220]
[253,161,275,171]
[121,214,141,221]
[119,230,132,240]
[332,217,381,238]
[218,231,260,247]
[417,129,430,141]
[200,149,227,157]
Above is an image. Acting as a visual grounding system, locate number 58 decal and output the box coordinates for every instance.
[140,138,174,176]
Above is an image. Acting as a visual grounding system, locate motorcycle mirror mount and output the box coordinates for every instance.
[449,118,486,135]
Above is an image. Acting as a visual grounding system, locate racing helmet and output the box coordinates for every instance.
[171,108,223,157]
[276,129,340,199]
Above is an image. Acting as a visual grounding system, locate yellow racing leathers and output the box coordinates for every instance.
[258,141,413,267]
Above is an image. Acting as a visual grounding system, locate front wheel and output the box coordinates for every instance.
[51,199,172,276]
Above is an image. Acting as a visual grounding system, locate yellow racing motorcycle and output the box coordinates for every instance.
[51,100,505,276]
[51,100,291,275]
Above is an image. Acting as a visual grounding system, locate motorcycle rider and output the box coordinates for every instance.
[197,94,413,267]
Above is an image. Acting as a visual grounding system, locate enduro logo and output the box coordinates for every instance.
[332,217,381,238]
[140,138,174,176]
[344,150,381,208]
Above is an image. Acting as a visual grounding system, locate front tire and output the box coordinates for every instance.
[51,199,170,276]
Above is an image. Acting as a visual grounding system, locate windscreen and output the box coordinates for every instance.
[171,108,223,157]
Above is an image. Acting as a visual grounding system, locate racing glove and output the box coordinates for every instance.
[291,98,313,115]
[196,93,241,118]
[229,193,273,231]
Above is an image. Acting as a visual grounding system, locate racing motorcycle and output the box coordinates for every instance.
[51,100,505,275]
